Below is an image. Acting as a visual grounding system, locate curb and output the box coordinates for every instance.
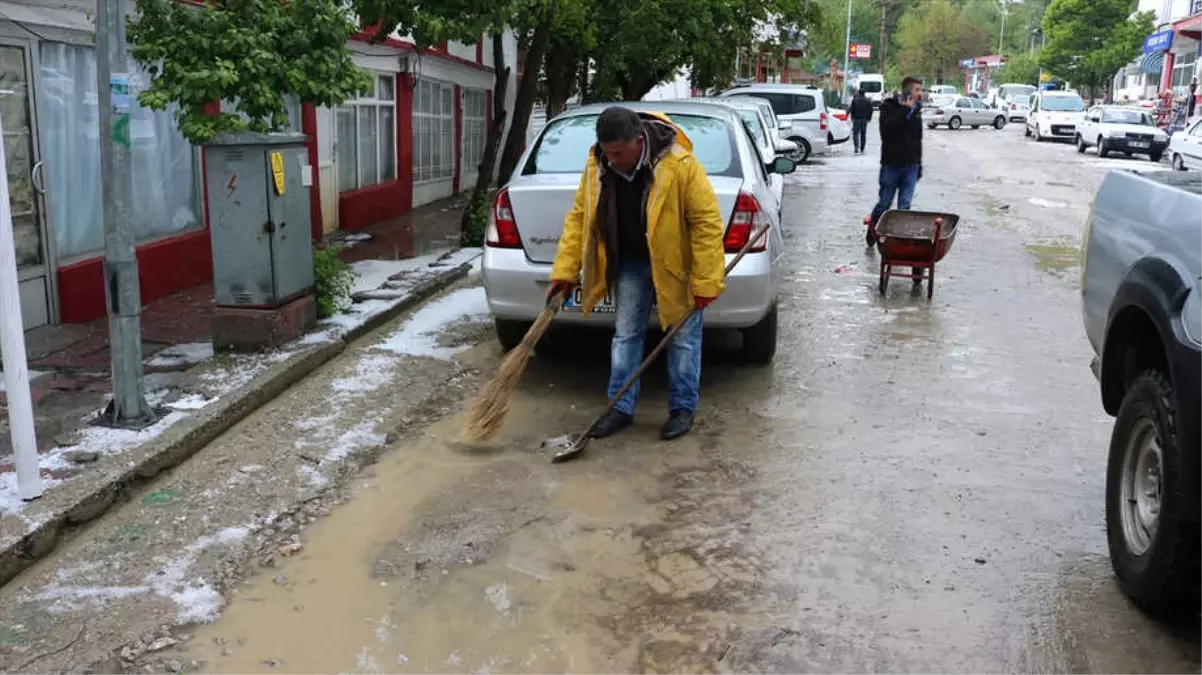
[0,258,475,588]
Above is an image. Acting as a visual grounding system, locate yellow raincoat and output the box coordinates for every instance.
[549,112,727,328]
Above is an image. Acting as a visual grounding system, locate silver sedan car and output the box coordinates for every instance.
[481,101,796,364]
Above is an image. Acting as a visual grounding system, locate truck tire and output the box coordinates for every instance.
[1105,370,1201,620]
[741,305,778,365]
[494,318,531,352]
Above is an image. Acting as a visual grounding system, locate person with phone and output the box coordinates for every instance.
[866,76,925,282]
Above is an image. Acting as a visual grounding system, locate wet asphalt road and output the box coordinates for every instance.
[185,124,1201,673]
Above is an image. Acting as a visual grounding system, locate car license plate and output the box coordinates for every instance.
[562,286,617,313]
[1130,141,1149,148]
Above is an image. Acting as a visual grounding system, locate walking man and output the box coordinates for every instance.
[547,106,727,441]
[866,76,924,252]
[849,88,874,154]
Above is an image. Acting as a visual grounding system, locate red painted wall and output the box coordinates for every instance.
[301,103,322,241]
[57,230,213,324]
[336,72,415,231]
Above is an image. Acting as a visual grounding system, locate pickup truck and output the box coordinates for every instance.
[1081,168,1201,620]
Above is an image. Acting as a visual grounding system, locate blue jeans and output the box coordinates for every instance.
[870,165,919,223]
[609,258,704,416]
[852,119,868,151]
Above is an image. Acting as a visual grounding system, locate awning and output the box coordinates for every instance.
[1141,49,1166,74]
[1175,13,1202,39]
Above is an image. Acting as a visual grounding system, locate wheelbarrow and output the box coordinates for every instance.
[866,209,960,300]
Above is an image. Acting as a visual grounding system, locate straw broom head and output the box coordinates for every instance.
[461,304,558,442]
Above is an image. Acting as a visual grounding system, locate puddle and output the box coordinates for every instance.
[1024,240,1081,272]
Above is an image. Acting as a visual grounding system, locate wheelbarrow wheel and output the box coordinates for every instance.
[878,260,889,295]
[927,263,936,300]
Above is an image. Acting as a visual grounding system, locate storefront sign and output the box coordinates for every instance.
[1144,29,1174,54]
[849,43,872,59]
[959,58,976,68]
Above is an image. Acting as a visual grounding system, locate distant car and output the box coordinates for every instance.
[719,84,831,158]
[482,101,797,364]
[853,73,886,107]
[701,97,789,214]
[1026,90,1086,141]
[1075,105,1169,161]
[1169,118,1202,170]
[994,83,1037,119]
[927,84,958,96]
[923,95,1007,130]
[730,95,814,163]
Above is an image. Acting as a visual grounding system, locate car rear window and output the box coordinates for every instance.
[1101,108,1154,126]
[859,81,883,93]
[736,110,767,147]
[523,113,741,178]
[730,92,816,116]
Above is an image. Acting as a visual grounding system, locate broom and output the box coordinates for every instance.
[461,290,567,441]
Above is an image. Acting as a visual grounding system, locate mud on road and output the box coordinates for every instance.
[8,125,1202,674]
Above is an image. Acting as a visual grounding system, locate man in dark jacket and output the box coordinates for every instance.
[866,76,923,253]
[848,89,874,153]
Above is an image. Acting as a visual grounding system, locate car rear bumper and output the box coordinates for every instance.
[1105,137,1168,154]
[482,246,777,329]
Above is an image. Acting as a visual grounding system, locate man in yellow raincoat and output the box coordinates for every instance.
[547,106,727,441]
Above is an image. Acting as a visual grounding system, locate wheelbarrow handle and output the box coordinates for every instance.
[577,223,772,440]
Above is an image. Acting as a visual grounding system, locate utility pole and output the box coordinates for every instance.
[96,0,156,429]
[842,0,853,102]
[998,0,1007,55]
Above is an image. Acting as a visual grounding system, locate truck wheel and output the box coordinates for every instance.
[494,318,531,352]
[1106,370,1201,620]
[741,305,778,365]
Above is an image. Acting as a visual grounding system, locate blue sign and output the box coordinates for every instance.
[1144,29,1174,54]
[959,58,975,68]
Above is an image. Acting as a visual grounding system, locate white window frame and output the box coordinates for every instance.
[414,79,456,184]
[1172,51,1198,96]
[461,88,487,175]
[335,73,397,193]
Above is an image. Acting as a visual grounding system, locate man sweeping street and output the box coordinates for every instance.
[866,76,925,284]
[547,106,727,441]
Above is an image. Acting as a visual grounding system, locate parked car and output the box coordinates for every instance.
[852,73,886,107]
[922,95,1007,130]
[719,84,831,158]
[702,97,789,215]
[926,84,958,97]
[483,101,797,363]
[1080,168,1201,621]
[828,113,851,146]
[729,95,813,163]
[1026,90,1086,141]
[1075,105,1169,161]
[1169,118,1202,170]
[993,83,1037,119]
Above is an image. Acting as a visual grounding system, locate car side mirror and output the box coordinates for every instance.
[778,120,792,131]
[1090,116,1100,122]
[770,156,797,175]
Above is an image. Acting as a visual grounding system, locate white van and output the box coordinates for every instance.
[719,84,831,160]
[854,73,885,106]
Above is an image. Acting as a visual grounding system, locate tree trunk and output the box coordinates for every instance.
[544,43,578,119]
[497,8,554,187]
[461,34,511,233]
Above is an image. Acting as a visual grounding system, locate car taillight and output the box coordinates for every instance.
[485,188,522,248]
[724,191,768,254]
[820,112,828,131]
[935,109,944,115]
[1010,103,1017,110]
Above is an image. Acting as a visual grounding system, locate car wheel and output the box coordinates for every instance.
[1172,153,1187,171]
[741,304,778,365]
[971,124,980,129]
[948,116,962,130]
[1076,134,1087,153]
[494,318,531,352]
[1024,124,1032,138]
[993,116,1005,129]
[1034,126,1044,142]
[1150,151,1164,163]
[927,123,937,130]
[1098,138,1109,158]
[1106,370,1201,620]
[791,137,812,164]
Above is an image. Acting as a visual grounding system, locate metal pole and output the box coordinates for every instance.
[842,0,853,103]
[96,0,155,428]
[0,99,40,501]
[998,1,1006,54]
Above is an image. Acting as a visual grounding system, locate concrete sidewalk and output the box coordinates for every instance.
[0,196,480,589]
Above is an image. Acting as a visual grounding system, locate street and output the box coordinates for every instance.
[2,122,1199,674]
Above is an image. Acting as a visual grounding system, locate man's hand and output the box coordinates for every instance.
[547,280,575,304]
[902,94,918,109]
[694,296,716,311]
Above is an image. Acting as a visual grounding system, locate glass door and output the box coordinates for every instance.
[0,40,52,329]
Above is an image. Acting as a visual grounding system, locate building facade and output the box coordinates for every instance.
[0,1,517,329]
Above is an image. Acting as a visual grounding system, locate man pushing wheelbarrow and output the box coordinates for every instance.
[866,76,925,283]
